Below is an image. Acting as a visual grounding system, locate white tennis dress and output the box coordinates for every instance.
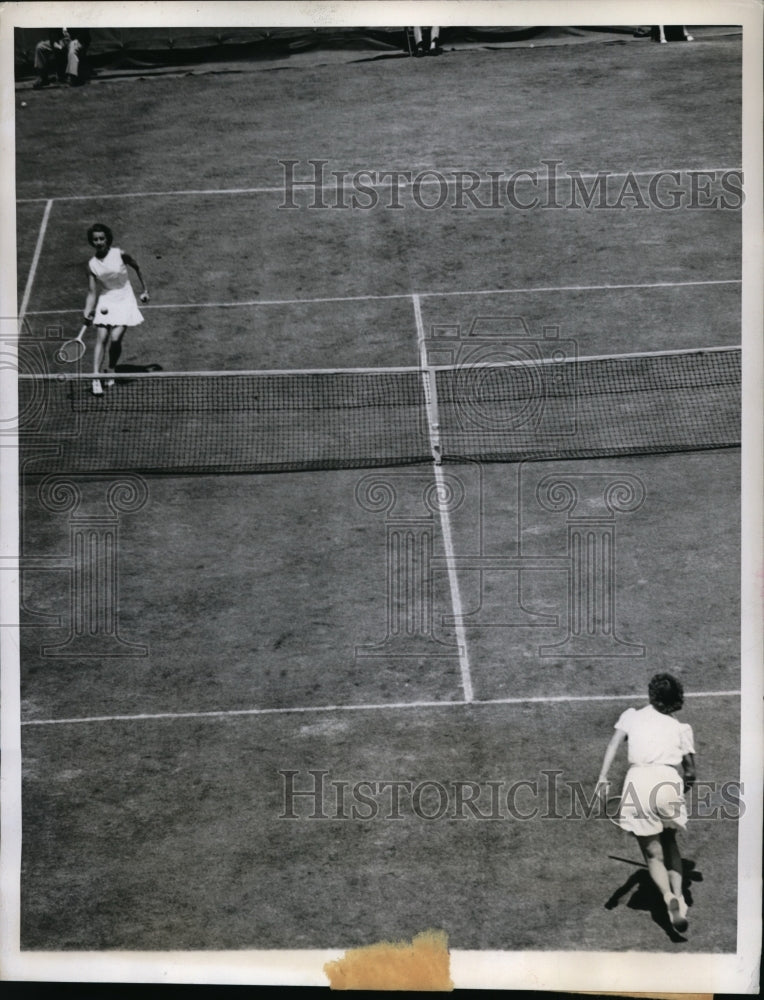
[615,704,695,836]
[89,247,144,327]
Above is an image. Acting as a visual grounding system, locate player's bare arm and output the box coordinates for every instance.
[122,252,150,302]
[596,729,627,799]
[682,752,696,791]
[83,272,97,323]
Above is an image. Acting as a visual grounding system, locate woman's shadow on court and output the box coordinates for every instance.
[604,857,703,942]
[112,363,164,382]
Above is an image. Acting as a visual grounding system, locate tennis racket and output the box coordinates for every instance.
[56,322,89,363]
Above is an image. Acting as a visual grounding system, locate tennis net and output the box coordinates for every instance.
[16,346,741,475]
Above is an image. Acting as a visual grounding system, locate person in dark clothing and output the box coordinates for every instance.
[33,28,91,88]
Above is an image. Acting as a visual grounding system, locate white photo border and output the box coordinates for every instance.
[1,1,761,991]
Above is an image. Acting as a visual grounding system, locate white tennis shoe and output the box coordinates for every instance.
[667,894,689,932]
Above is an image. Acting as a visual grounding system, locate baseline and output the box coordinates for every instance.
[14,166,743,204]
[21,690,741,727]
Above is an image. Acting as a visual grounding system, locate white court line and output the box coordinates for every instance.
[22,277,742,318]
[414,292,473,703]
[18,199,53,321]
[14,166,743,204]
[19,690,741,727]
[421,277,742,300]
[25,292,414,316]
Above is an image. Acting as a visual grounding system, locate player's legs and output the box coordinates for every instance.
[93,325,110,373]
[107,325,127,372]
[637,832,688,931]
[92,325,110,394]
[635,833,672,897]
[33,41,56,87]
[66,39,83,84]
[660,829,686,907]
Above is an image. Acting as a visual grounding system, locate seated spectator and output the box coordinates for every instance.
[411,26,442,57]
[33,28,91,88]
[651,25,694,43]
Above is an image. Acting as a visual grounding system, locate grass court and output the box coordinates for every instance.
[14,26,742,955]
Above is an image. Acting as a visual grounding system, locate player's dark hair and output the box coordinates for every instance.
[648,672,684,714]
[87,224,113,247]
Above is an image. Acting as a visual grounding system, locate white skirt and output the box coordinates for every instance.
[617,764,687,837]
[94,284,144,327]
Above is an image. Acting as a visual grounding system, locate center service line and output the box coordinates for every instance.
[413,292,474,703]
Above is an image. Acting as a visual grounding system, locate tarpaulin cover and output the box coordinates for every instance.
[14,25,645,76]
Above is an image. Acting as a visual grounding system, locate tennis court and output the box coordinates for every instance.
[13,25,743,959]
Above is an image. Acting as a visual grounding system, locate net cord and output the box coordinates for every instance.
[17,344,741,382]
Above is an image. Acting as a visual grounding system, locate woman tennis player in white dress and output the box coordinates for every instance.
[83,223,150,394]
[597,673,696,933]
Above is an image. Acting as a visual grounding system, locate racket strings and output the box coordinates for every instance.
[56,339,87,363]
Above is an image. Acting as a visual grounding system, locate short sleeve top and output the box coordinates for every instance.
[88,247,129,292]
[615,704,695,766]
